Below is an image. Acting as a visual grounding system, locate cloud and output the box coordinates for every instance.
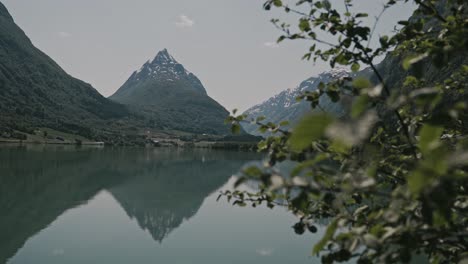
[264,42,280,48]
[52,248,65,256]
[256,248,274,256]
[175,15,195,28]
[58,31,72,38]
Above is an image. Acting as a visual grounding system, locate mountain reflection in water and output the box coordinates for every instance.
[0,146,259,263]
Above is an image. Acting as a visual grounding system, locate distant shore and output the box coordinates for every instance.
[0,126,261,151]
[0,138,258,151]
[0,139,105,146]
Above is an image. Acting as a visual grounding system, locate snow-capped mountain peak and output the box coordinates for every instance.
[152,48,177,65]
[109,48,230,135]
[242,68,350,135]
[328,66,350,79]
[121,49,207,95]
[130,49,196,83]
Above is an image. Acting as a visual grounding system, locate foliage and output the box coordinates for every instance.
[225,0,468,263]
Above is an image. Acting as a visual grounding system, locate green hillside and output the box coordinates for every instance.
[110,49,231,135]
[0,2,134,139]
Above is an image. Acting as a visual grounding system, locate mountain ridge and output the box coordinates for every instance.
[112,49,208,101]
[0,3,238,141]
[110,49,231,135]
[242,67,350,135]
[0,2,134,139]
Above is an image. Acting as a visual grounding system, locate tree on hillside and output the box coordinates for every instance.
[224,0,467,263]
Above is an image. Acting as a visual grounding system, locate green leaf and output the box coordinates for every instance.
[402,54,427,70]
[462,64,468,73]
[243,166,263,177]
[353,205,369,217]
[330,139,351,154]
[322,0,331,10]
[408,169,428,195]
[418,124,443,155]
[279,120,290,127]
[351,63,360,72]
[291,192,309,212]
[258,125,268,134]
[313,219,338,254]
[289,114,334,151]
[233,200,246,207]
[351,95,369,118]
[398,20,409,26]
[257,140,268,151]
[299,18,311,32]
[231,123,241,134]
[379,35,389,46]
[293,222,306,235]
[352,77,372,89]
[272,0,282,7]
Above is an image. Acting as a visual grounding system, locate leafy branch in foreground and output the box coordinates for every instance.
[224,0,467,263]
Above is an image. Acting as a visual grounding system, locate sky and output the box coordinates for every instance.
[2,0,415,112]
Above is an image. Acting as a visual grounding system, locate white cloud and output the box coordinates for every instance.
[58,31,72,38]
[52,248,65,256]
[264,42,280,48]
[175,15,195,28]
[256,248,274,256]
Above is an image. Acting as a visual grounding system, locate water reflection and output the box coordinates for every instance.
[0,146,259,263]
[108,151,252,242]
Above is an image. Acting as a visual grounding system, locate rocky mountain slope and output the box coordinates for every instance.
[0,2,131,139]
[110,49,230,135]
[242,68,350,135]
[0,2,235,141]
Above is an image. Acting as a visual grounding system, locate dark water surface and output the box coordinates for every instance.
[0,146,323,264]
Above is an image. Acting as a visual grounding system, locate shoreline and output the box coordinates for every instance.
[0,139,104,146]
[0,139,258,150]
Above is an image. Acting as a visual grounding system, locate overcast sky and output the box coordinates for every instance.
[2,0,415,111]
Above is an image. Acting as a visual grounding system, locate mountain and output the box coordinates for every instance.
[242,68,350,135]
[243,42,466,137]
[110,49,230,135]
[0,3,232,142]
[0,2,132,139]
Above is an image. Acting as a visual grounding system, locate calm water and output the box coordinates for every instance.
[0,146,323,264]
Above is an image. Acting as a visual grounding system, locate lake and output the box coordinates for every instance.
[0,146,323,264]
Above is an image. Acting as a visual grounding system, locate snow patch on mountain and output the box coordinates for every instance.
[130,49,195,83]
[242,67,350,136]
